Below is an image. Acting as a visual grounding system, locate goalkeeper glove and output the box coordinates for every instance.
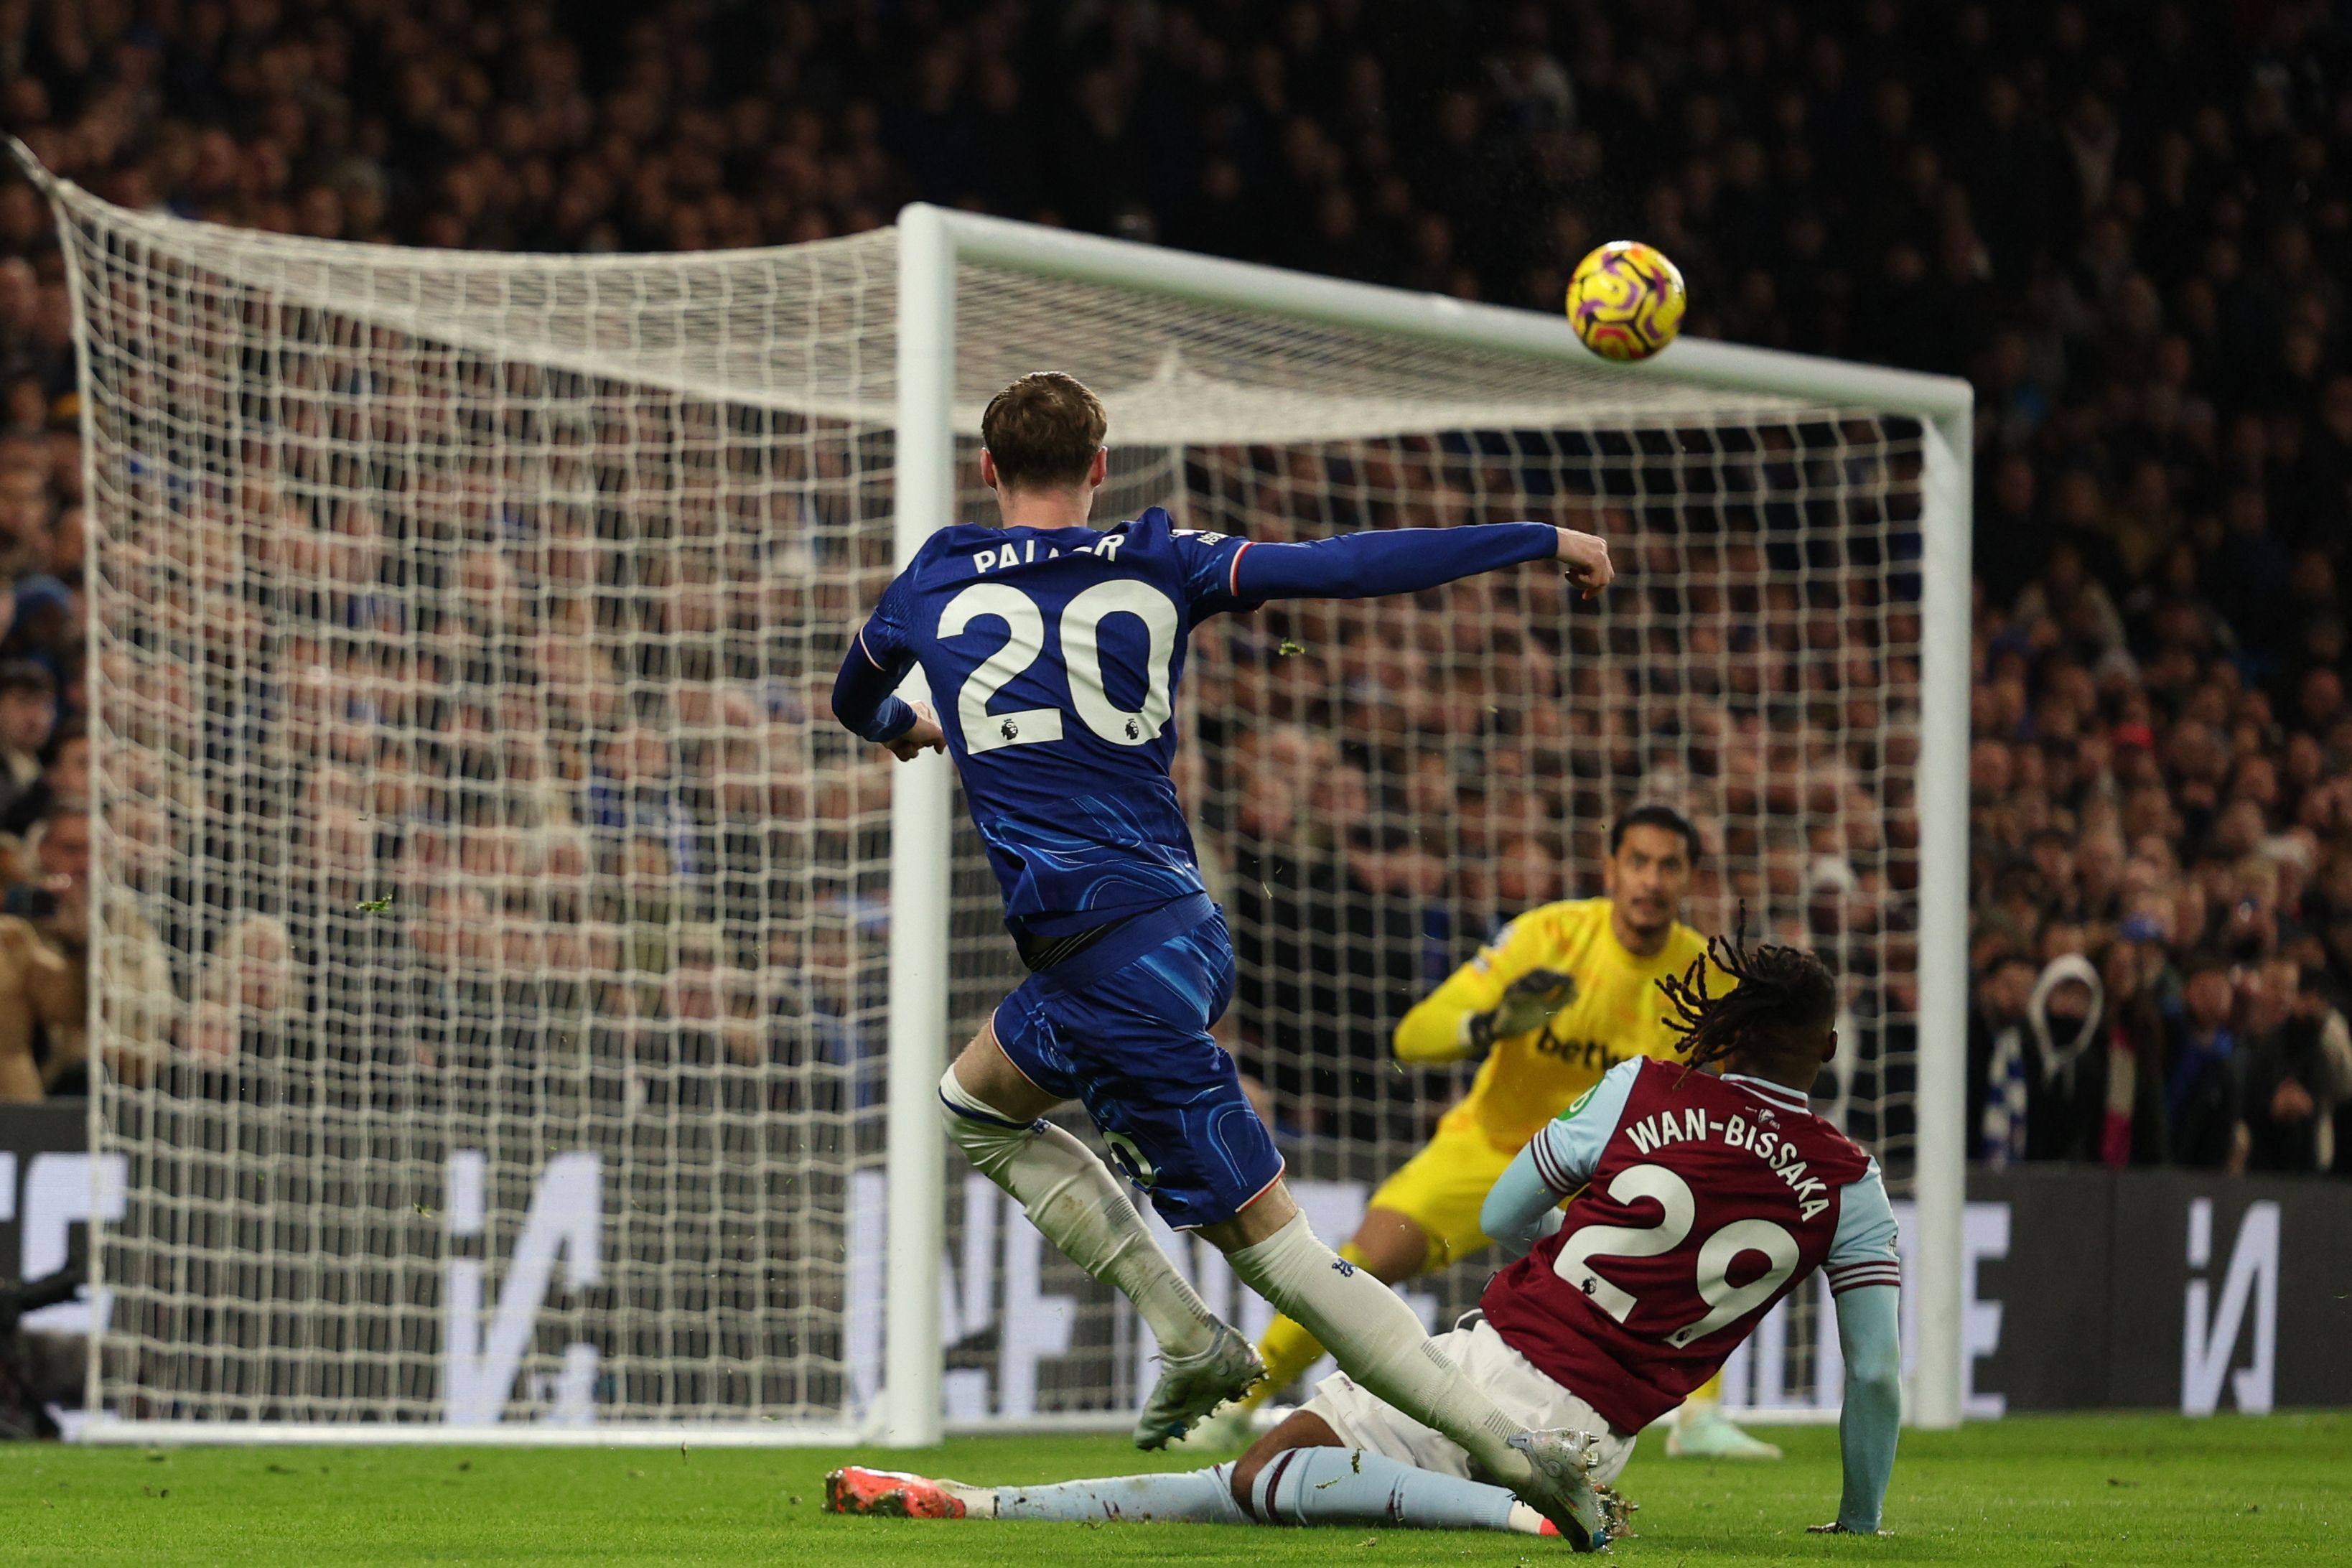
[1465,968,1577,1051]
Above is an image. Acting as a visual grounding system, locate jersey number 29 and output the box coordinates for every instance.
[1552,1162,1803,1349]
[938,581,1177,754]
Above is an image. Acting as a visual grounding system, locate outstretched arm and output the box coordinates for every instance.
[1394,912,1577,1064]
[1231,523,1612,605]
[1815,1283,1901,1536]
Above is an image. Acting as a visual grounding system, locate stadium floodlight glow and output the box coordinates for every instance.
[19,131,1968,1444]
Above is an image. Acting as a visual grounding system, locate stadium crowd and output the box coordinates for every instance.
[0,0,2346,1177]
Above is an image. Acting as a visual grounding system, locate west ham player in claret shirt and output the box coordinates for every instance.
[828,371,1620,1536]
[827,929,1903,1551]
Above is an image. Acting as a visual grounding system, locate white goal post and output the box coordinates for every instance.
[26,134,1967,1444]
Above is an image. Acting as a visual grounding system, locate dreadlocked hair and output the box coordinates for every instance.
[1656,909,1839,1082]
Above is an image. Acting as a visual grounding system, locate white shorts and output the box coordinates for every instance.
[1299,1316,1636,1487]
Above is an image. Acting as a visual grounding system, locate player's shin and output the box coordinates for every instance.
[994,1465,1248,1524]
[1245,1447,1547,1534]
[938,1070,1217,1361]
[1223,1213,1534,1488]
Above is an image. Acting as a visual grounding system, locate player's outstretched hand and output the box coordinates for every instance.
[887,702,948,761]
[1554,528,1614,598]
[1468,967,1577,1050]
[1807,1521,1881,1536]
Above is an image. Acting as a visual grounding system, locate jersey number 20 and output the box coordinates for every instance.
[1552,1162,1803,1349]
[938,581,1177,754]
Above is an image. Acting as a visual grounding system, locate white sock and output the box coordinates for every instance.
[1225,1213,1532,1486]
[994,1465,1244,1523]
[940,1070,1217,1361]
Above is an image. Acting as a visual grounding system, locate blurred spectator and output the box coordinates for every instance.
[2002,955,2113,1165]
[9,801,167,1096]
[1967,952,2038,1163]
[2088,933,2174,1167]
[0,914,74,1102]
[0,662,54,823]
[0,714,80,837]
[2240,965,2352,1173]
[2165,956,2247,1174]
[182,915,296,1081]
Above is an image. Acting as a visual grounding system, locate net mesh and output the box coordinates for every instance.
[50,175,1928,1432]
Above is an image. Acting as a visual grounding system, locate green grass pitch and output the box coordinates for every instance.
[4,1411,2336,1565]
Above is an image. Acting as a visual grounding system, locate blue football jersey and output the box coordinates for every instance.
[854,505,1252,939]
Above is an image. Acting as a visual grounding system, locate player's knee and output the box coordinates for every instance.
[1229,1411,1340,1513]
[938,1067,1036,1171]
[1226,1443,1276,1511]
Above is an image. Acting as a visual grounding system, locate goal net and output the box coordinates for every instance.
[37,162,1966,1439]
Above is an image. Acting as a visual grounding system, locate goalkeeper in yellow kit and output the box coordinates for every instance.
[1213,805,1782,1460]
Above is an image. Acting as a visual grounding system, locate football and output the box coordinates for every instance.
[1565,240,1686,360]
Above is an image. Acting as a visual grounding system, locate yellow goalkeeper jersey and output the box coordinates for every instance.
[1394,897,1715,1153]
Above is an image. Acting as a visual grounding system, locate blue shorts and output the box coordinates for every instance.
[992,895,1284,1230]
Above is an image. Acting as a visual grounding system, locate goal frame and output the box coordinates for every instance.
[883,201,1973,1447]
[27,134,1969,1440]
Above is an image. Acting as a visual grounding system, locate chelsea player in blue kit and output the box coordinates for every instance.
[831,373,1618,1534]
